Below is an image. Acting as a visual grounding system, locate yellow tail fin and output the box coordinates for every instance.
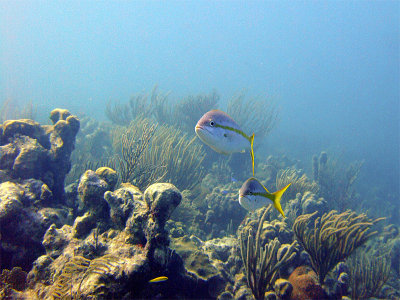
[271,183,291,218]
[250,133,255,176]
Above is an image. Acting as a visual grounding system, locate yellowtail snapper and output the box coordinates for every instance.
[239,177,291,217]
[195,110,255,176]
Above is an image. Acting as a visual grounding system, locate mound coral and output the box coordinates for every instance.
[0,108,80,201]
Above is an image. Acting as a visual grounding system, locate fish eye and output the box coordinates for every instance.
[210,121,215,127]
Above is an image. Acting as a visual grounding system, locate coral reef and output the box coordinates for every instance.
[288,265,326,300]
[239,205,298,299]
[24,182,220,299]
[0,108,79,201]
[0,108,80,271]
[0,180,68,270]
[285,192,328,227]
[346,249,391,299]
[0,267,28,298]
[293,210,384,284]
[0,102,398,299]
[312,151,364,212]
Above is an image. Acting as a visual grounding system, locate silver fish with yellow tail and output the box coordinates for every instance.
[195,109,255,175]
[239,177,291,217]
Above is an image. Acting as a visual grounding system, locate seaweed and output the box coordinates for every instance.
[141,123,206,191]
[116,118,159,184]
[51,256,91,299]
[293,210,385,284]
[172,90,219,133]
[0,99,37,122]
[239,205,298,300]
[227,92,278,144]
[276,167,318,200]
[105,85,170,126]
[312,151,364,211]
[105,86,218,134]
[347,248,391,299]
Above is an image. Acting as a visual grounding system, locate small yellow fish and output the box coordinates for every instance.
[149,276,168,283]
[195,110,255,176]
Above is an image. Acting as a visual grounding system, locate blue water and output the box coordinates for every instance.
[1,1,398,198]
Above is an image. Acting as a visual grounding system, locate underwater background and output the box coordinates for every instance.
[0,1,399,299]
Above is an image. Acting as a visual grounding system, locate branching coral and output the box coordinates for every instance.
[172,91,219,133]
[141,124,206,191]
[117,119,159,184]
[293,210,384,284]
[276,168,318,200]
[239,205,298,300]
[110,118,206,191]
[347,249,391,299]
[0,99,37,122]
[312,151,364,212]
[105,86,172,126]
[227,93,278,143]
[105,86,219,134]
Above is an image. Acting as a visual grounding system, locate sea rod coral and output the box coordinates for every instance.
[239,205,298,300]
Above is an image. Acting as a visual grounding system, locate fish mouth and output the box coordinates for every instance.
[195,125,204,131]
[239,194,250,202]
[195,125,210,136]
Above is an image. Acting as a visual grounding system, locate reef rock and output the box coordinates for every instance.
[286,192,328,220]
[0,180,68,271]
[24,181,225,299]
[104,182,143,230]
[0,109,80,202]
[274,278,293,299]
